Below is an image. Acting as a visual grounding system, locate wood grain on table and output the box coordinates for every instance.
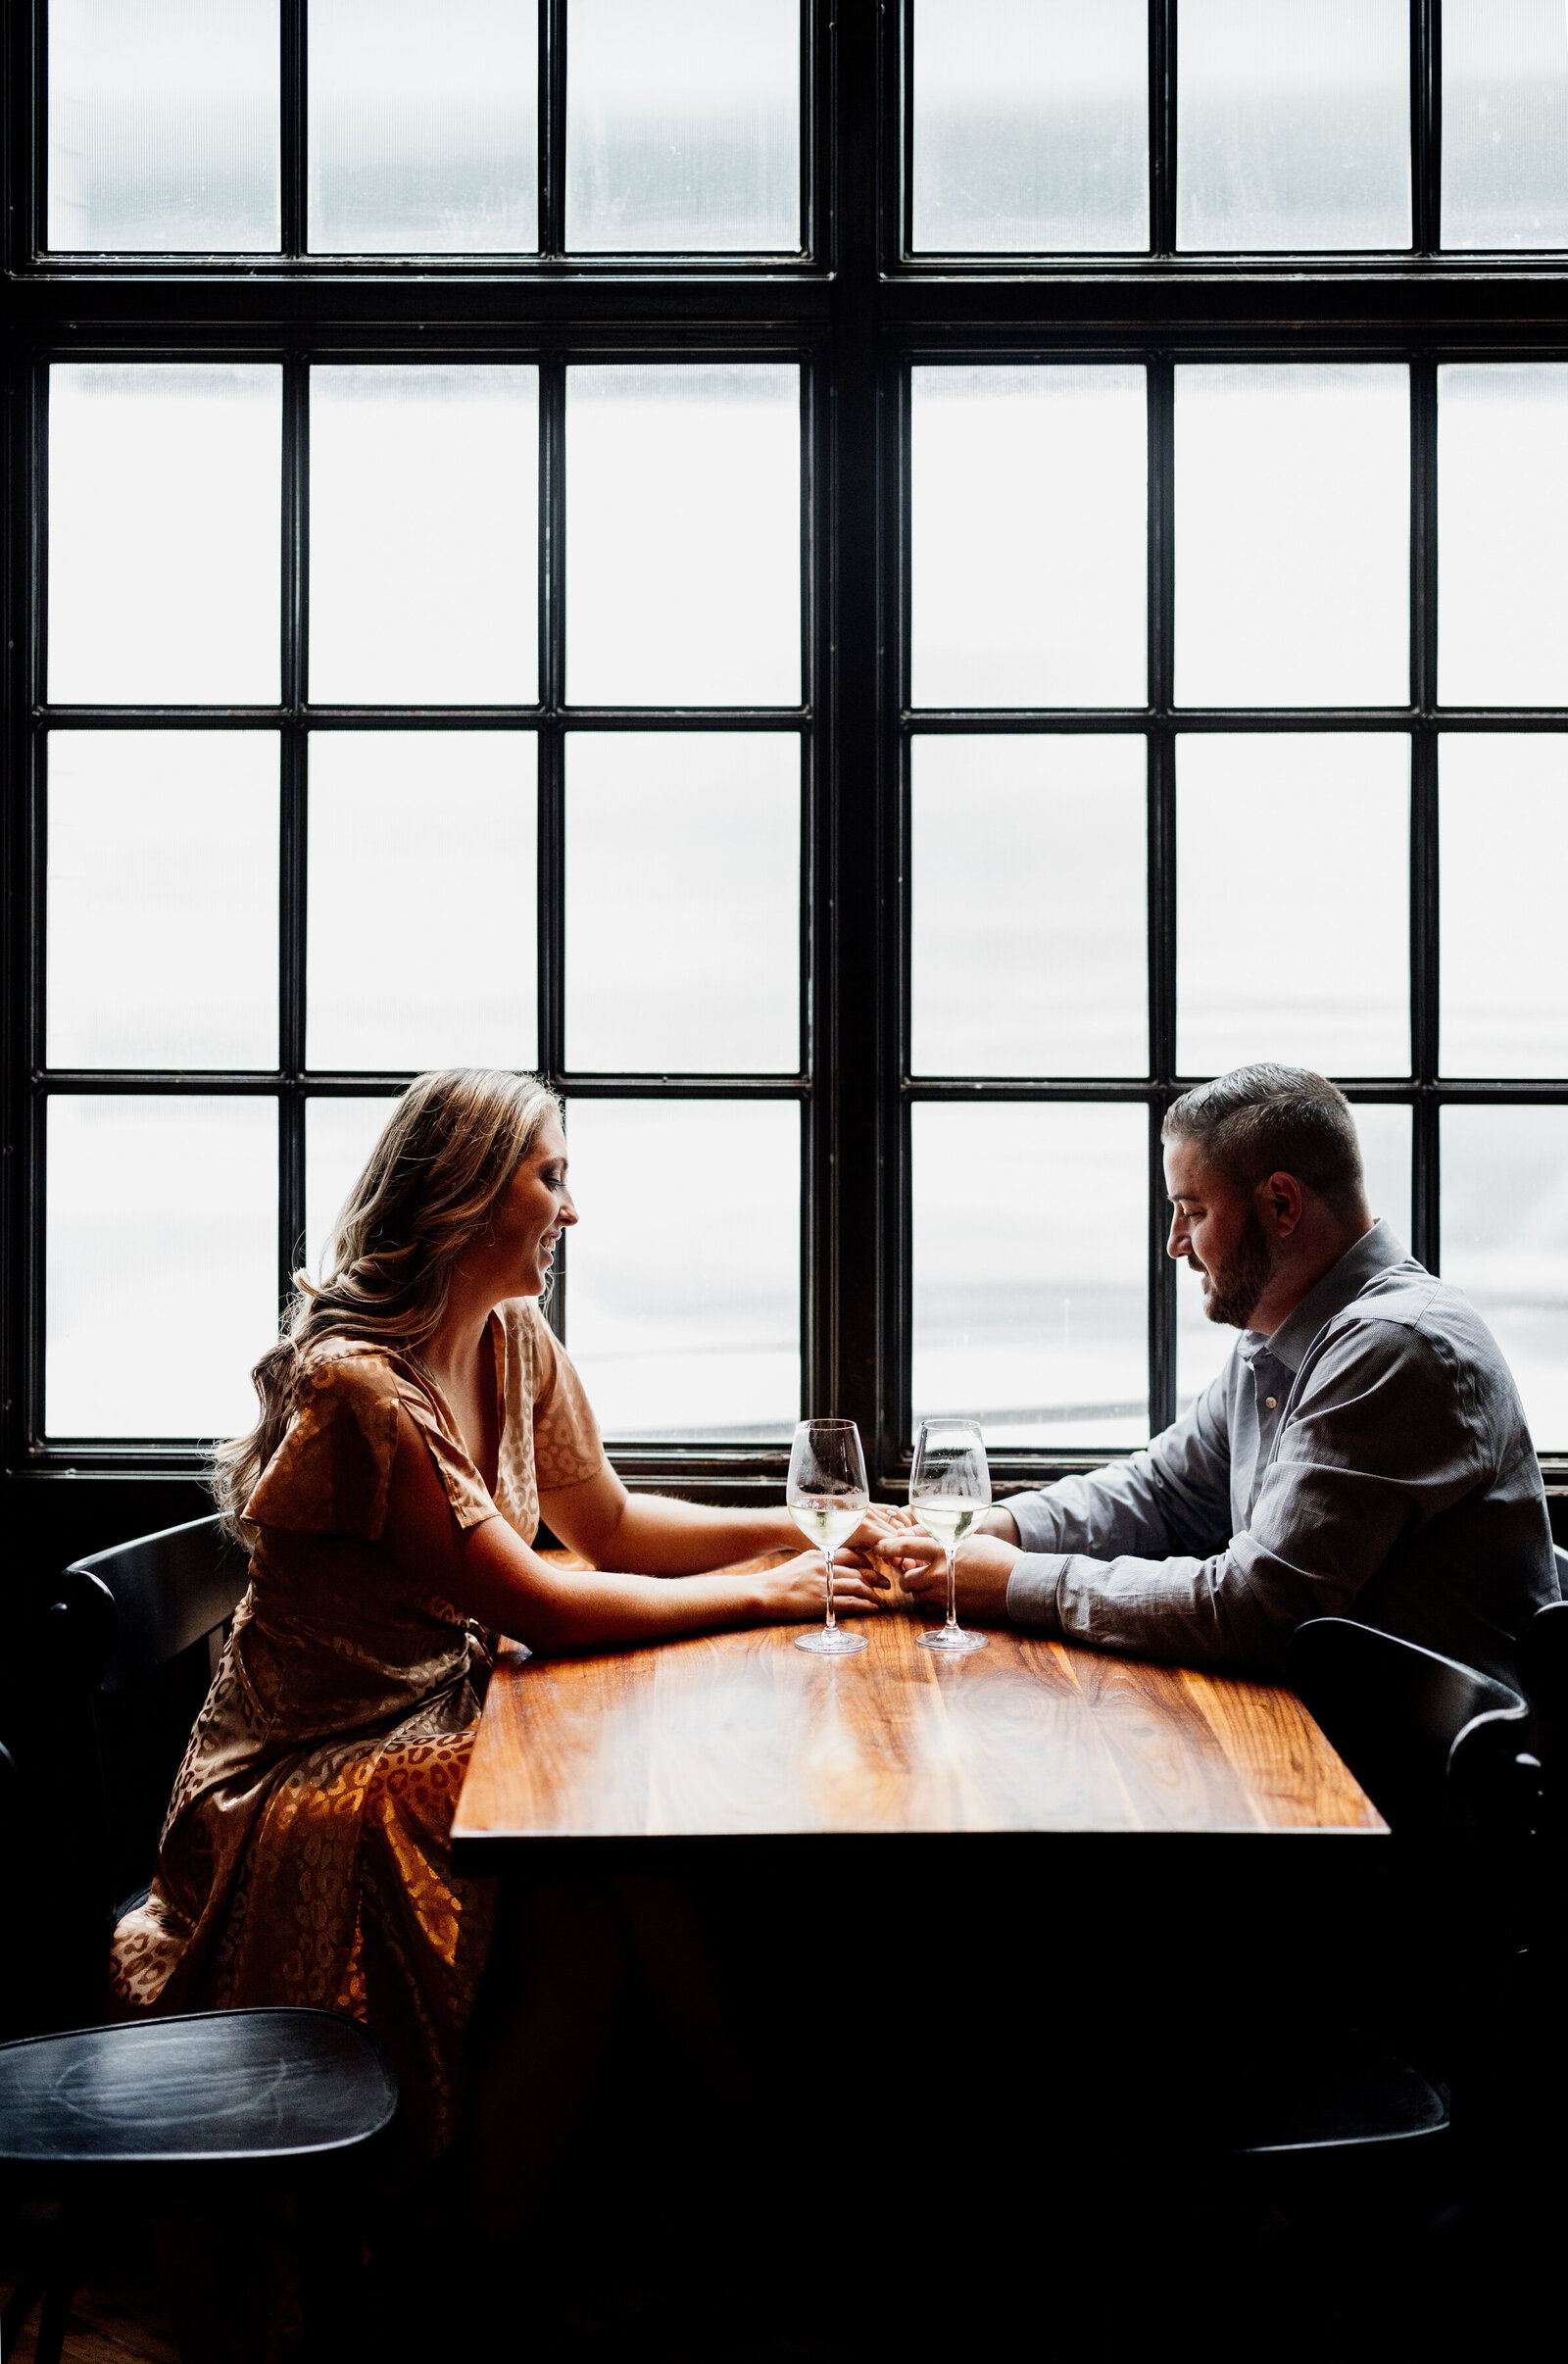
[452,1580,1386,1859]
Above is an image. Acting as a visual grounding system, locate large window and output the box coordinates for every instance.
[8,3,1568,1519]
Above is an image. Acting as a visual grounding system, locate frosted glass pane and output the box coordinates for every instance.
[1177,0,1410,251]
[1443,0,1568,250]
[911,367,1147,708]
[310,368,538,704]
[307,735,536,1069]
[48,0,278,252]
[913,1101,1148,1448]
[566,0,799,253]
[1175,365,1409,707]
[1439,366,1568,705]
[566,366,800,706]
[910,0,1147,254]
[310,0,537,253]
[910,736,1146,1076]
[304,1097,401,1279]
[1177,735,1409,1076]
[49,365,280,705]
[1175,1103,1412,1413]
[564,1100,799,1439]
[1442,1105,1568,1449]
[48,733,277,1069]
[565,734,799,1072]
[1441,735,1568,1075]
[47,1096,278,1437]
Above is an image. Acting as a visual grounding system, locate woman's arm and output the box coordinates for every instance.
[384,1409,884,1650]
[539,1463,897,1578]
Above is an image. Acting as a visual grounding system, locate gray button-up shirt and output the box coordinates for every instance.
[1004,1223,1558,1686]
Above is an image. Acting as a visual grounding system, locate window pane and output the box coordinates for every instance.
[911,367,1147,708]
[307,735,536,1069]
[46,1096,277,1437]
[566,366,800,706]
[1175,1103,1412,1412]
[49,365,280,705]
[1443,0,1568,250]
[48,0,278,252]
[304,1097,401,1280]
[1442,1106,1568,1450]
[310,367,538,704]
[1177,735,1409,1076]
[912,1101,1149,1448]
[910,0,1148,254]
[564,1100,800,1439]
[310,0,537,254]
[1175,365,1409,707]
[47,733,277,1069]
[566,0,799,253]
[910,736,1146,1076]
[1441,735,1568,1076]
[1439,365,1568,705]
[565,734,799,1072]
[1176,0,1410,252]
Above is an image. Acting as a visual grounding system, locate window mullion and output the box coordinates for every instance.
[1412,0,1442,259]
[1151,0,1178,257]
[280,0,308,260]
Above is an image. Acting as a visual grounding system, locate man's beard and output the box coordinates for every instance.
[1196,1207,1275,1329]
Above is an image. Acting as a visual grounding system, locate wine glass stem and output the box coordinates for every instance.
[823,1545,837,1630]
[946,1543,957,1631]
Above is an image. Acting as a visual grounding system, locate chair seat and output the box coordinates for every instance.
[1233,2028,1448,2156]
[0,2008,398,2168]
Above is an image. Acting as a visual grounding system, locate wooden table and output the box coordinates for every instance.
[452,1605,1386,1868]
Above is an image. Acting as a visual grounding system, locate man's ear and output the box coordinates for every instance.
[1260,1169,1306,1240]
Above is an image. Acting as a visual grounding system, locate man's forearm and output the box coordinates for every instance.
[977,1503,1020,1546]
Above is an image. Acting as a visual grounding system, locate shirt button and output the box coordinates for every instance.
[1264,1396,1277,1409]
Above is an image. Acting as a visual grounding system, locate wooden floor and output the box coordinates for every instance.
[1,2206,178,2364]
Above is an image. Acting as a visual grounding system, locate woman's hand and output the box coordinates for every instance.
[754,1550,890,1624]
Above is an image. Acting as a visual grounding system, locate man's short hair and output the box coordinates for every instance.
[1162,1064,1366,1216]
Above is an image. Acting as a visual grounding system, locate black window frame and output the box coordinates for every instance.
[7,2,1568,1564]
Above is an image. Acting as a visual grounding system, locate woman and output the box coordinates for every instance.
[110,1068,887,2159]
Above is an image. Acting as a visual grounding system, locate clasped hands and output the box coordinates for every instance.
[831,1504,1021,1622]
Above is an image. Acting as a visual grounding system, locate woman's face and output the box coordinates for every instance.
[489,1111,577,1298]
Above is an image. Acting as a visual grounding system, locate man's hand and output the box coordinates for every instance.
[875,1526,1021,1622]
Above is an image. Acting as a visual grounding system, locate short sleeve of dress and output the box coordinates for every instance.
[243,1352,401,1539]
[391,1370,500,1533]
[531,1316,608,1493]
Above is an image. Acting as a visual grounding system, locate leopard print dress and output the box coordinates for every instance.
[109,1299,605,2159]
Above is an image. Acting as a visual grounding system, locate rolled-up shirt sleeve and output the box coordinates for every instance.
[1004,1320,1486,1672]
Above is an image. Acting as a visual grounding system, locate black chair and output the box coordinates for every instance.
[0,1515,399,2364]
[1223,1618,1538,2175]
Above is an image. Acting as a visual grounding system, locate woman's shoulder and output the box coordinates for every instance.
[245,1341,408,1536]
[295,1336,409,1407]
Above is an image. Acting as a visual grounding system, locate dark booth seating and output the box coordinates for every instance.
[0,1515,399,2364]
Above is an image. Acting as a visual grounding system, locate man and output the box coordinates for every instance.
[894,1063,1557,1685]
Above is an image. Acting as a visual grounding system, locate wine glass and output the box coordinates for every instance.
[909,1415,990,1655]
[787,1419,870,1657]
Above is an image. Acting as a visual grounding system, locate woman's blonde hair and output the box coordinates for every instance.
[214,1068,561,1538]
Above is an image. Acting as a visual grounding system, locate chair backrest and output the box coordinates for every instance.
[1289,1617,1529,1838]
[1521,1597,1568,1800]
[36,1516,254,1980]
[63,1513,252,1693]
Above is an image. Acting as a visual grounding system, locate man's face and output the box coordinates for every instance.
[1164,1136,1274,1330]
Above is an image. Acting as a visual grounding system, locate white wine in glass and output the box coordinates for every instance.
[787,1419,870,1657]
[909,1415,990,1655]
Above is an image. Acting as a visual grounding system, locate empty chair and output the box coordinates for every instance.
[0,1515,399,2364]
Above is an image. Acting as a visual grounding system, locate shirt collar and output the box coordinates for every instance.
[1245,1220,1411,1375]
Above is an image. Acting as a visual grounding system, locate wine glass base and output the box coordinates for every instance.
[795,1626,868,1656]
[916,1625,988,1654]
